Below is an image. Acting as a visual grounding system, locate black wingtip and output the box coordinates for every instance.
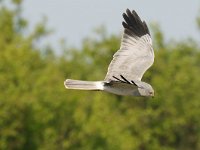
[122,9,150,37]
[132,10,136,14]
[122,21,128,28]
[126,8,131,14]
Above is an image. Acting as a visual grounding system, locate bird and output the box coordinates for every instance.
[64,9,155,97]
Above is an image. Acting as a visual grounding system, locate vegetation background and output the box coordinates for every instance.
[0,0,200,150]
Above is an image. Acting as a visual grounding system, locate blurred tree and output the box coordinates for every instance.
[0,1,69,150]
[0,1,200,150]
[60,26,200,150]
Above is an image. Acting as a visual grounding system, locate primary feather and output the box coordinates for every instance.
[64,9,155,97]
[105,9,154,82]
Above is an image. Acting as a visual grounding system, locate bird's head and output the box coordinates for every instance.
[137,82,154,97]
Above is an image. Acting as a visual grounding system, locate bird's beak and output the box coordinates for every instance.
[152,92,155,98]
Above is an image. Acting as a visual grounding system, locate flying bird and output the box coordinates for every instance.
[64,9,154,97]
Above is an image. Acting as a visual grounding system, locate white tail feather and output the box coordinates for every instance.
[64,79,104,90]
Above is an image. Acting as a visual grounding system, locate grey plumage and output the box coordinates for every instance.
[64,9,155,97]
[64,79,103,90]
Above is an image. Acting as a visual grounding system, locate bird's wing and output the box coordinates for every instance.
[104,9,154,82]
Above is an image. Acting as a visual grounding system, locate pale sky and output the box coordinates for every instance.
[20,0,200,53]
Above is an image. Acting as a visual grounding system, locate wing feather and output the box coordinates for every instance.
[105,9,154,82]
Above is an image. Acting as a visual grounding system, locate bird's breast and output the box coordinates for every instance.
[103,82,140,96]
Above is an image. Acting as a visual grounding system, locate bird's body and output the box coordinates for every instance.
[65,79,140,96]
[64,9,155,97]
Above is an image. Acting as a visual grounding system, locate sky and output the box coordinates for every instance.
[17,0,200,53]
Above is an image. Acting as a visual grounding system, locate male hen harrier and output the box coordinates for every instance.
[64,9,154,97]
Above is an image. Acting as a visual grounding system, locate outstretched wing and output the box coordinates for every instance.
[104,9,154,82]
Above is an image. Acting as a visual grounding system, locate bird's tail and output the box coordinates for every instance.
[64,79,104,90]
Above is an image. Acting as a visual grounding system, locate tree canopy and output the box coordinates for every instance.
[0,1,200,150]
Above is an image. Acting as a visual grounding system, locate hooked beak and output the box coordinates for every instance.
[152,92,155,98]
[150,91,155,98]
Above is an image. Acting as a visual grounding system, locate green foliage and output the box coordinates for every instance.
[0,1,200,150]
